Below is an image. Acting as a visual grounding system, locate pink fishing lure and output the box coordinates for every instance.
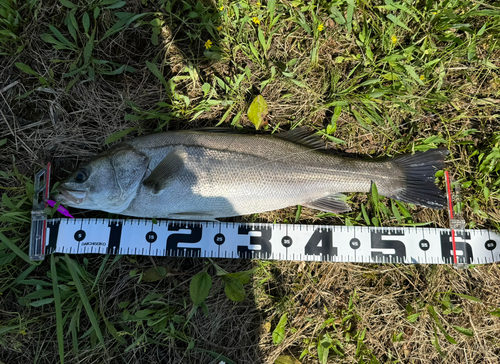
[46,199,74,219]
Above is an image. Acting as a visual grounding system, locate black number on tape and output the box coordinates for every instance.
[237,226,272,258]
[485,240,496,251]
[371,230,406,262]
[166,223,202,257]
[214,233,225,245]
[74,230,86,242]
[440,231,473,264]
[304,229,337,260]
[46,221,61,254]
[281,236,293,248]
[419,239,430,251]
[146,231,157,243]
[349,238,360,250]
[107,222,123,254]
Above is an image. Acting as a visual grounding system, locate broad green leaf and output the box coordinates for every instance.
[226,268,256,284]
[330,5,346,24]
[83,32,94,64]
[274,356,300,364]
[272,313,287,345]
[291,79,307,88]
[15,62,39,76]
[223,275,245,302]
[490,309,500,317]
[450,293,483,303]
[104,126,138,145]
[361,203,370,225]
[407,313,420,322]
[317,338,329,364]
[202,82,210,96]
[30,298,55,307]
[346,0,354,32]
[268,0,275,24]
[67,12,78,42]
[249,42,260,62]
[190,271,212,305]
[100,0,121,4]
[247,95,268,130]
[258,28,267,54]
[83,12,90,34]
[104,1,127,9]
[371,182,379,211]
[142,267,167,282]
[453,326,473,336]
[59,0,76,8]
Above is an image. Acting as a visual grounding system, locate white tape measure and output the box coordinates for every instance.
[29,165,500,266]
[38,218,499,265]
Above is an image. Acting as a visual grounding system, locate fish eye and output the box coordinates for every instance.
[74,169,89,183]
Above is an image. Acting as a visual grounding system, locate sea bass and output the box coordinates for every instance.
[54,129,448,220]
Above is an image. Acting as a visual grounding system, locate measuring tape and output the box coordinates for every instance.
[29,166,500,266]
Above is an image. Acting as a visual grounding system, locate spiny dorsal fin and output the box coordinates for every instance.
[303,194,351,213]
[189,127,327,150]
[273,128,327,150]
[188,127,241,133]
[143,146,188,194]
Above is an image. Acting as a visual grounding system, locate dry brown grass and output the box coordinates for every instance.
[1,0,500,363]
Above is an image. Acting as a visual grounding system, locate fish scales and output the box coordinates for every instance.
[123,132,398,217]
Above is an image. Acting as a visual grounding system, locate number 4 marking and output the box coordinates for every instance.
[305,229,337,260]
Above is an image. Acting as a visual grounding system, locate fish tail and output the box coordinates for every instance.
[390,148,449,209]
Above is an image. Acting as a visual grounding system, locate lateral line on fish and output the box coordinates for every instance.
[147,142,396,182]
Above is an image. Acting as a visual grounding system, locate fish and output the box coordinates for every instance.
[54,128,448,221]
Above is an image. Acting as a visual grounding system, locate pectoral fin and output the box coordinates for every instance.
[303,194,351,213]
[143,146,188,193]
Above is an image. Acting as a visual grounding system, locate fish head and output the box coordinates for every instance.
[55,146,149,212]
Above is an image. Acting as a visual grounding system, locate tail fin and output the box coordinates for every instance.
[391,148,449,209]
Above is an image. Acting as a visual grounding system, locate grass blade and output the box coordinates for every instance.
[146,61,169,91]
[64,255,105,346]
[48,25,76,50]
[0,232,30,263]
[51,255,65,364]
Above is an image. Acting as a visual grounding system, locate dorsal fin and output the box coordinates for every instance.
[188,127,247,134]
[189,127,327,150]
[273,128,327,150]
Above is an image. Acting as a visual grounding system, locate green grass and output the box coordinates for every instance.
[1,0,500,362]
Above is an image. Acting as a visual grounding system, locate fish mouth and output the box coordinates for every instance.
[56,188,88,204]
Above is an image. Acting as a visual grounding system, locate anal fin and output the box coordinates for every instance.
[303,194,351,213]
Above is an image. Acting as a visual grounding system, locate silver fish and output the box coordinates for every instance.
[55,129,448,220]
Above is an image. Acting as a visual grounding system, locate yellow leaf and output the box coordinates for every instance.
[274,356,301,364]
[247,95,268,130]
